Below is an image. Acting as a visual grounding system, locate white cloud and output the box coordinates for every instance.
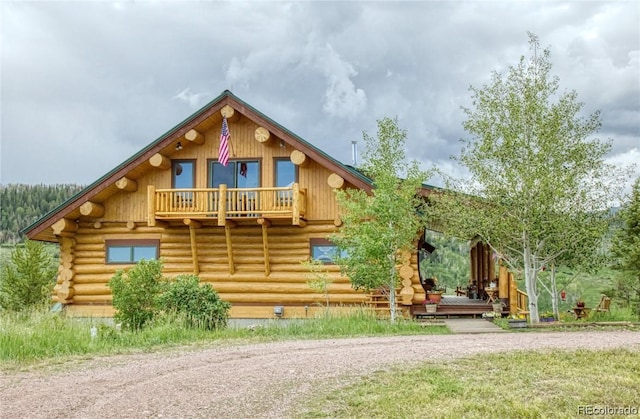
[315,43,367,119]
[172,88,210,110]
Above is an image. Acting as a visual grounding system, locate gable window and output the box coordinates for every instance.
[310,238,346,264]
[106,239,159,264]
[173,160,195,188]
[275,159,297,187]
[275,159,297,207]
[209,160,260,188]
[173,160,195,205]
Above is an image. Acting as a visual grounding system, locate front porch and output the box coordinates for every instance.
[410,295,508,318]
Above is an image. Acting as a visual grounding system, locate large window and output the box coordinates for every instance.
[106,240,159,264]
[275,159,297,187]
[209,160,260,188]
[173,160,195,188]
[310,238,346,264]
[173,160,195,205]
[274,159,297,207]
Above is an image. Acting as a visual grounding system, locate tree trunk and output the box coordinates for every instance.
[523,235,540,323]
[388,253,397,323]
[550,264,559,319]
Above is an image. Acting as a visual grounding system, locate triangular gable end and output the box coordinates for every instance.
[23,90,373,242]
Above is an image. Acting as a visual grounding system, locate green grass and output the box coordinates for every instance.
[0,308,448,368]
[296,348,640,418]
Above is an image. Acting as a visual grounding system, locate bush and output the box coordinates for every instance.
[0,240,56,311]
[108,259,165,330]
[159,275,231,330]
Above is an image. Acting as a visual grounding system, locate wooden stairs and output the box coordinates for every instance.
[368,289,410,318]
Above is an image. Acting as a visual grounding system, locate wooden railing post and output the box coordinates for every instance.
[498,264,509,300]
[147,185,156,227]
[509,272,518,314]
[218,184,227,226]
[292,183,300,225]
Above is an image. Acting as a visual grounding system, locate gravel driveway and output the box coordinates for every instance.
[1,329,639,418]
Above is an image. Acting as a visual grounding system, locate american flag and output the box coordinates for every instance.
[219,117,230,166]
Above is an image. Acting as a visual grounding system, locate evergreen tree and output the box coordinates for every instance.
[611,178,640,317]
[0,184,84,244]
[0,240,57,311]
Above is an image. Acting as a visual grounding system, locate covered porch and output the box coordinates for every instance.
[408,239,528,319]
[410,295,507,318]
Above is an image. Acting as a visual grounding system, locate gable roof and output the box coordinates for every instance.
[24,90,376,242]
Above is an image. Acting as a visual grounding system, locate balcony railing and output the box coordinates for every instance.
[147,183,306,225]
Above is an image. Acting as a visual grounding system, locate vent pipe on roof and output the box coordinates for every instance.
[351,140,358,166]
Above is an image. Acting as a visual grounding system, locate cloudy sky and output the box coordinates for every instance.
[2,1,638,194]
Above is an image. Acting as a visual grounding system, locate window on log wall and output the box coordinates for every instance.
[310,238,347,265]
[105,239,160,264]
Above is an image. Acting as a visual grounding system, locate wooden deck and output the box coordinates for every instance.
[411,295,507,319]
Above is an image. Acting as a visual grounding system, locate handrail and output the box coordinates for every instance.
[516,289,528,312]
[150,184,306,223]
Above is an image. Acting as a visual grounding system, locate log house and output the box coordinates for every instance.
[25,90,522,319]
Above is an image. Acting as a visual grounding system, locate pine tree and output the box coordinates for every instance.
[611,178,640,317]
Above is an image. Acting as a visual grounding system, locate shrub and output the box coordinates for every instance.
[159,275,231,330]
[0,240,56,311]
[108,259,165,330]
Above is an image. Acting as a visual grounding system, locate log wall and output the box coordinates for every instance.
[64,221,423,318]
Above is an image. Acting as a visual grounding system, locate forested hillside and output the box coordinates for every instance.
[423,230,470,290]
[0,184,85,244]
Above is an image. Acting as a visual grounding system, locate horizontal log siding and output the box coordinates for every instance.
[68,222,423,314]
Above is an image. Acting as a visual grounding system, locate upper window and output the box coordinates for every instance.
[173,160,195,189]
[209,160,260,188]
[106,239,159,264]
[275,159,297,187]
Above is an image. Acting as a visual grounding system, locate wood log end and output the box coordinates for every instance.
[257,218,272,227]
[327,173,345,189]
[255,127,271,143]
[115,177,138,192]
[399,265,414,280]
[80,201,105,218]
[52,218,78,235]
[221,105,237,120]
[185,129,205,145]
[290,150,307,166]
[184,218,202,228]
[149,153,171,169]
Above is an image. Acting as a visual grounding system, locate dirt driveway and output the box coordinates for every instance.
[1,329,639,418]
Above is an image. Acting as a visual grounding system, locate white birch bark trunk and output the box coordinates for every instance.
[550,264,559,319]
[523,233,540,323]
[388,253,397,323]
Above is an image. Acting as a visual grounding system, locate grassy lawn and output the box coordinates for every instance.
[3,309,639,418]
[0,309,449,368]
[297,348,640,418]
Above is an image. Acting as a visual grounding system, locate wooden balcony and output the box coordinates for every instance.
[147,183,306,226]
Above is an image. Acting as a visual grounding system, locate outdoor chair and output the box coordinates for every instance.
[593,294,611,314]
